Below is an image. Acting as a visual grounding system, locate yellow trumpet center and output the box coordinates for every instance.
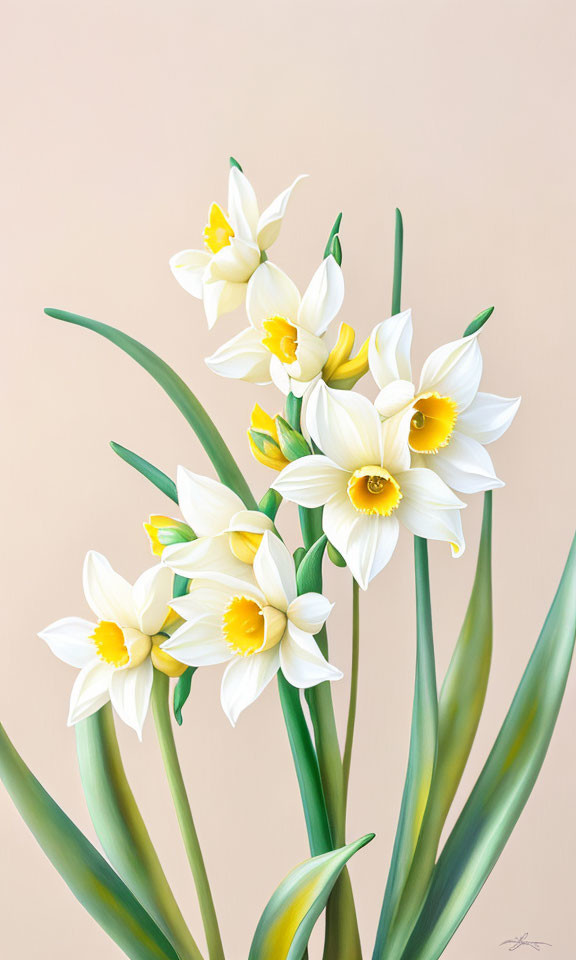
[347,466,403,517]
[229,530,264,565]
[222,596,286,657]
[261,316,298,364]
[409,392,458,454]
[92,621,129,667]
[203,202,234,253]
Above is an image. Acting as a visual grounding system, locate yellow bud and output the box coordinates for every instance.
[151,636,188,678]
[323,324,369,390]
[143,515,194,558]
[248,404,290,471]
[229,529,264,564]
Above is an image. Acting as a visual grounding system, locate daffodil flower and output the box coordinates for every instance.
[170,166,305,328]
[369,310,521,492]
[161,532,342,725]
[39,552,179,737]
[247,404,291,471]
[205,256,345,397]
[160,466,275,586]
[272,383,466,590]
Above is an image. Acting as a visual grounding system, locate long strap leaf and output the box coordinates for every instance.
[111,441,178,503]
[248,834,374,960]
[45,307,256,509]
[373,537,438,959]
[0,721,181,960]
[400,531,576,960]
[76,705,203,960]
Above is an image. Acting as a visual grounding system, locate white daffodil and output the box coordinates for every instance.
[272,383,466,590]
[160,466,275,586]
[205,256,345,397]
[170,166,305,328]
[39,552,179,738]
[369,310,521,493]
[162,531,341,725]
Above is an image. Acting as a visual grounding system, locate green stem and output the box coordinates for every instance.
[391,209,403,315]
[342,579,360,814]
[151,672,225,960]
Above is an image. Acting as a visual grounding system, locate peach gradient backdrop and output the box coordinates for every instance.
[1,1,575,958]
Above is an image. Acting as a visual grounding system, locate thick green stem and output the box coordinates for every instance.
[342,579,360,815]
[151,672,225,960]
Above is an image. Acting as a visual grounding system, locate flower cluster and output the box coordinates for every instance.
[40,162,519,736]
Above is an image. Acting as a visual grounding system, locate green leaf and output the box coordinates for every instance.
[229,156,243,171]
[110,442,178,503]
[275,415,311,461]
[463,306,494,338]
[259,488,282,521]
[293,546,307,572]
[248,834,374,960]
[327,542,346,567]
[46,308,256,509]
[323,213,342,260]
[174,667,197,726]
[296,535,328,595]
[374,537,438,959]
[0,721,183,960]
[400,531,576,960]
[391,208,404,315]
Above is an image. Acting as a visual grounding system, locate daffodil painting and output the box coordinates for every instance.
[1,157,575,960]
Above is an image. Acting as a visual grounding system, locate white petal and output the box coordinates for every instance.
[109,660,153,739]
[381,406,413,475]
[396,485,466,554]
[457,392,521,444]
[419,333,482,411]
[170,579,235,621]
[290,328,329,383]
[269,354,292,395]
[297,256,344,337]
[132,565,173,636]
[162,616,232,666]
[290,372,321,400]
[176,466,244,536]
[227,510,275,534]
[68,659,112,725]
[280,622,342,688]
[396,467,466,510]
[344,514,400,590]
[246,261,300,328]
[206,326,271,383]
[39,617,97,668]
[221,648,280,725]
[307,382,382,470]
[287,593,334,634]
[430,432,504,493]
[369,310,413,389]
[202,279,246,329]
[321,489,358,557]
[253,531,296,611]
[163,535,258,590]
[169,249,210,299]
[205,237,261,284]
[228,167,259,240]
[256,175,307,250]
[272,455,349,508]
[83,552,137,628]
[374,379,416,418]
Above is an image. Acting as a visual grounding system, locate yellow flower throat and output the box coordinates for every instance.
[261,316,298,364]
[409,392,457,454]
[203,203,234,253]
[348,466,402,517]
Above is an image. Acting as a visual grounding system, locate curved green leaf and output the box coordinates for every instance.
[249,834,374,960]
[45,307,256,509]
[296,535,328,595]
[174,667,197,726]
[401,531,576,960]
[76,706,203,960]
[323,213,342,260]
[463,306,494,338]
[111,442,178,503]
[0,721,181,960]
[374,537,438,959]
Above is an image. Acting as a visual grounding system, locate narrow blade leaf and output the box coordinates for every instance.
[249,834,374,960]
[401,531,576,960]
[111,442,178,503]
[46,307,256,509]
[174,667,197,726]
[76,705,202,960]
[0,721,182,960]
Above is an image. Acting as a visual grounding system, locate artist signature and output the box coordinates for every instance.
[500,932,551,952]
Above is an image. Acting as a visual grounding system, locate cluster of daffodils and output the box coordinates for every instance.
[40,162,519,738]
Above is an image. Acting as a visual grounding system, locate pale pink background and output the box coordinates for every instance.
[1,1,575,958]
